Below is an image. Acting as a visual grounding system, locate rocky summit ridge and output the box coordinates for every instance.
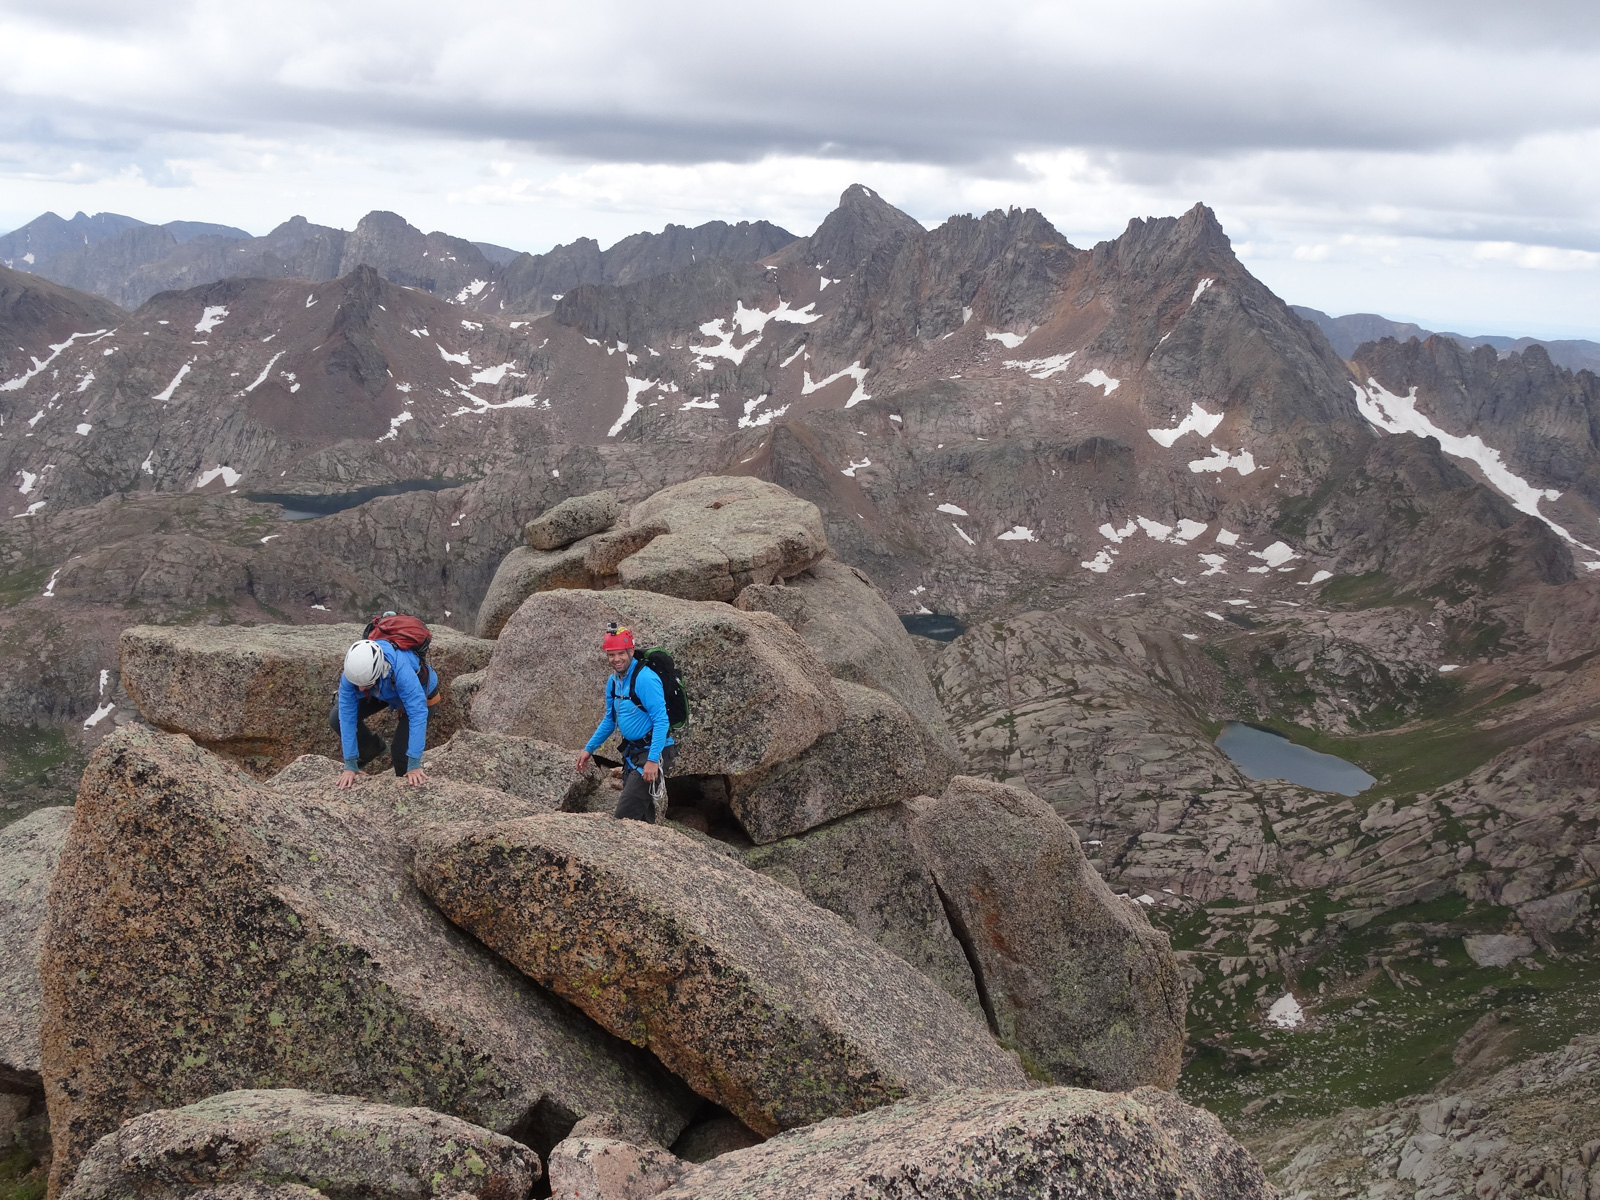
[0,183,1598,1198]
[0,474,1270,1200]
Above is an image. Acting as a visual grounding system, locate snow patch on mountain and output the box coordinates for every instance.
[153,361,193,402]
[739,395,788,428]
[1353,379,1598,553]
[985,330,1030,349]
[1,330,111,392]
[1250,541,1300,568]
[240,351,285,395]
[1002,352,1076,379]
[1081,550,1113,573]
[1188,446,1256,475]
[1078,369,1120,395]
[1148,402,1224,448]
[1191,278,1215,305]
[454,279,488,304]
[438,345,472,366]
[194,306,229,333]
[937,503,969,517]
[194,465,241,489]
[694,300,819,370]
[377,411,413,442]
[841,458,871,477]
[998,525,1037,541]
[1099,519,1137,543]
[470,363,522,386]
[607,377,659,437]
[802,361,870,408]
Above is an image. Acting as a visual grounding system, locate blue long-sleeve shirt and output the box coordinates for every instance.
[584,660,671,766]
[338,642,437,771]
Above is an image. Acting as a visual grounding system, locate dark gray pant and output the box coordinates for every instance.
[615,745,675,823]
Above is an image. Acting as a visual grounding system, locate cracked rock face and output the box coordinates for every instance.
[729,680,959,844]
[656,1086,1278,1200]
[61,1088,541,1200]
[905,776,1187,1091]
[413,812,1029,1138]
[40,728,695,1194]
[0,806,73,1084]
[735,556,958,759]
[742,803,986,1024]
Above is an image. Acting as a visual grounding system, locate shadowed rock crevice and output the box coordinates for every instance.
[931,880,1001,1038]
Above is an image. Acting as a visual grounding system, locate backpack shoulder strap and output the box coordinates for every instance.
[626,660,642,711]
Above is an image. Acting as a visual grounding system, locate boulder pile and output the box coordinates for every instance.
[0,474,1273,1198]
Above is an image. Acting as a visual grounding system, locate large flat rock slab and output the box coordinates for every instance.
[615,477,827,602]
[729,680,957,843]
[62,1088,541,1200]
[470,589,842,777]
[656,1086,1277,1200]
[413,813,1028,1138]
[906,777,1187,1091]
[526,490,620,551]
[41,728,695,1195]
[420,730,601,812]
[120,623,493,775]
[742,805,984,1023]
[0,806,73,1086]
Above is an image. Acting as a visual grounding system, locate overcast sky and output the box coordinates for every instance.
[3,0,1598,337]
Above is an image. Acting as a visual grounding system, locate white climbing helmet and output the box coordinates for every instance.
[343,640,390,687]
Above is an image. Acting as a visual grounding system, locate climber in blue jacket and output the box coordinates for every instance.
[329,638,438,788]
[575,624,675,822]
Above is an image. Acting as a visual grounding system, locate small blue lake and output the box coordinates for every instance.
[900,613,968,642]
[247,478,467,521]
[1215,722,1376,796]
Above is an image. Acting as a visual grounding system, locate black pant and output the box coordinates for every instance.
[615,744,675,823]
[329,681,437,777]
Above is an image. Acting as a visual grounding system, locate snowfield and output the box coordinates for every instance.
[1353,379,1598,553]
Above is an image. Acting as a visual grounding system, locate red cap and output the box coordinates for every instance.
[602,626,635,651]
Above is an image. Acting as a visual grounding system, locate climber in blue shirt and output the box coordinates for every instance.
[329,638,438,788]
[575,624,675,822]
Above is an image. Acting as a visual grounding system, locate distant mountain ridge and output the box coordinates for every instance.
[0,207,797,313]
[0,211,250,271]
[1293,304,1600,374]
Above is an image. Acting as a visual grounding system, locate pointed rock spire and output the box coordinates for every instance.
[808,184,925,270]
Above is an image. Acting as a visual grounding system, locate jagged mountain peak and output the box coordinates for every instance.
[1096,202,1233,276]
[806,184,927,269]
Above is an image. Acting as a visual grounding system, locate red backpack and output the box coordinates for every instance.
[364,613,432,661]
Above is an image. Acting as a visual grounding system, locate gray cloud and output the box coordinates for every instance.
[4,0,1597,168]
[1,0,1596,338]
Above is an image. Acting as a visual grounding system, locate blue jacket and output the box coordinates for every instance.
[585,660,672,767]
[338,642,437,771]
